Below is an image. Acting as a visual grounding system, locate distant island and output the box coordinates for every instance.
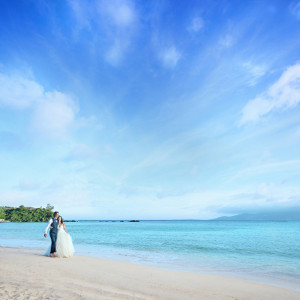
[213,209,300,221]
[0,204,54,222]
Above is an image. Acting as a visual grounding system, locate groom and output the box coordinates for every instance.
[44,211,59,257]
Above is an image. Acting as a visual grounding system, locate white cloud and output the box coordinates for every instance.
[31,91,78,138]
[68,0,138,65]
[0,74,44,108]
[240,63,300,124]
[219,34,235,48]
[289,1,300,20]
[99,0,137,65]
[0,72,78,138]
[188,17,203,32]
[105,39,128,66]
[242,61,268,86]
[98,0,136,27]
[68,0,92,30]
[160,46,181,68]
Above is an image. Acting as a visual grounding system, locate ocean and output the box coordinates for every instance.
[1,220,299,290]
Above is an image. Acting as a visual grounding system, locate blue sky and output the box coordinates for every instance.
[0,0,299,219]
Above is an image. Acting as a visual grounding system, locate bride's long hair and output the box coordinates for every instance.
[58,216,64,225]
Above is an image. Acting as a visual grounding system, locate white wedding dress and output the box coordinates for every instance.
[45,225,75,258]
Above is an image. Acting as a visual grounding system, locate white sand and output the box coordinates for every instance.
[0,247,299,300]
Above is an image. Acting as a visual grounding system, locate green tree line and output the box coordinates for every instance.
[0,204,54,222]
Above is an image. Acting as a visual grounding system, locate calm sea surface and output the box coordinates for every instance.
[1,220,299,290]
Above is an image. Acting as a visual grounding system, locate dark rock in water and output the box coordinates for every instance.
[64,220,77,222]
[120,221,124,222]
[129,220,140,222]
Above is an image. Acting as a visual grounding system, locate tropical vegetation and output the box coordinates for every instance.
[0,204,54,222]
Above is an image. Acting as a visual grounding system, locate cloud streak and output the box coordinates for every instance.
[160,46,181,68]
[68,0,138,65]
[242,61,268,86]
[240,63,300,124]
[188,17,204,32]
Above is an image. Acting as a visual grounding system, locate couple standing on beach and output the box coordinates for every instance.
[44,211,74,258]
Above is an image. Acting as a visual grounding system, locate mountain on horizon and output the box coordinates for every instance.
[213,210,300,221]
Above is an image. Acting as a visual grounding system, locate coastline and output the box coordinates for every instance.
[1,247,299,300]
[0,219,10,223]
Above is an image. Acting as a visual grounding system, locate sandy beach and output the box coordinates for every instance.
[0,248,299,300]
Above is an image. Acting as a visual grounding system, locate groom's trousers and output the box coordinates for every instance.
[50,231,57,253]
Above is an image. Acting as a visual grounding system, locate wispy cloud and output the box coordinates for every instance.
[160,46,181,68]
[0,72,78,138]
[1,0,299,219]
[68,0,138,65]
[104,38,130,66]
[219,34,235,48]
[187,16,204,32]
[218,18,250,50]
[98,0,137,27]
[31,91,78,138]
[67,0,92,30]
[0,73,44,108]
[99,0,138,65]
[240,63,300,124]
[242,61,268,86]
[289,1,300,20]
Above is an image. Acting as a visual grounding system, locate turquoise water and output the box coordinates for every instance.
[1,220,299,290]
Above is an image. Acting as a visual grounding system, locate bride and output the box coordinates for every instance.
[45,216,74,258]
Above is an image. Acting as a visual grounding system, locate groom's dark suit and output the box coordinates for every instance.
[50,217,58,254]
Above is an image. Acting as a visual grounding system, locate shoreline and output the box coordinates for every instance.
[2,243,299,293]
[1,247,299,300]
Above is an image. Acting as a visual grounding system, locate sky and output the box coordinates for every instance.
[0,0,299,220]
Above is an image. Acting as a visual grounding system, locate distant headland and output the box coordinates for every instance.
[212,209,300,221]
